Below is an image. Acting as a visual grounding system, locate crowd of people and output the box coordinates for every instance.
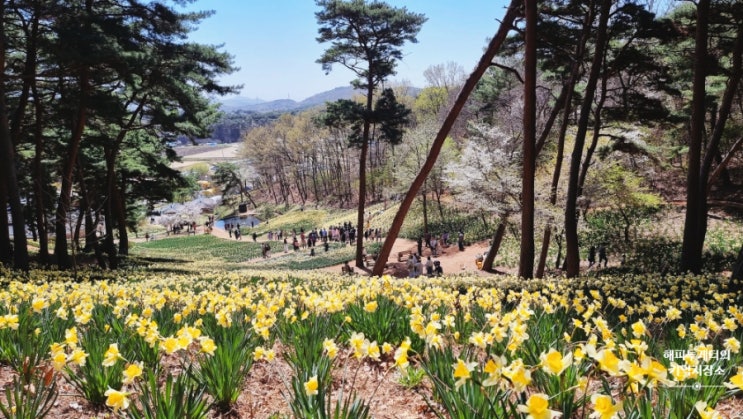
[220,220,386,261]
[587,244,609,268]
[403,230,466,278]
[215,219,489,277]
[405,253,443,278]
[416,231,464,257]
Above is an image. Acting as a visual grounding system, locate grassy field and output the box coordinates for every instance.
[132,231,365,272]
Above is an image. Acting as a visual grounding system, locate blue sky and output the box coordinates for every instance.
[183,1,511,101]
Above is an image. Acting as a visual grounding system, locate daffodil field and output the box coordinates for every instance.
[1,264,743,418]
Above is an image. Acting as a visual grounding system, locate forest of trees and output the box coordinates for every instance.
[209,110,288,143]
[0,0,237,270]
[1,0,742,278]
[241,0,743,278]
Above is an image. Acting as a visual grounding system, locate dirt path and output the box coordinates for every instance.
[320,238,496,277]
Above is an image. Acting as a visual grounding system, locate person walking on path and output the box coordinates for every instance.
[588,245,596,267]
[457,231,465,251]
[598,245,608,267]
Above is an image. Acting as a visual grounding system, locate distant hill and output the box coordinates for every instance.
[238,99,300,113]
[220,86,422,113]
[300,86,364,107]
[218,96,266,112]
[219,86,368,113]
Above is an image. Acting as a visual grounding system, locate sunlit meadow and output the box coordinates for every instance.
[0,260,742,418]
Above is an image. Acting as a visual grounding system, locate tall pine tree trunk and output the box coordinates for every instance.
[565,0,611,278]
[535,4,591,278]
[421,188,429,234]
[114,174,128,257]
[0,182,10,266]
[54,67,88,270]
[520,0,538,279]
[732,244,743,283]
[683,11,742,273]
[0,4,29,270]
[355,99,372,268]
[680,0,710,274]
[578,74,609,195]
[32,81,49,265]
[536,227,552,278]
[104,146,119,267]
[482,219,507,272]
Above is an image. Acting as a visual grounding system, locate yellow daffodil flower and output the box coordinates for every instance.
[304,375,319,396]
[724,367,743,391]
[630,320,646,338]
[64,327,78,348]
[323,339,338,359]
[52,351,67,371]
[159,336,181,355]
[516,393,560,419]
[122,362,143,384]
[540,348,572,376]
[198,337,216,356]
[452,358,477,390]
[694,401,722,419]
[594,349,622,376]
[364,301,378,313]
[590,394,621,419]
[724,337,741,354]
[103,343,123,367]
[503,358,532,392]
[104,388,130,412]
[68,349,88,367]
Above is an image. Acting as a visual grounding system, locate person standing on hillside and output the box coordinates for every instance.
[433,259,443,276]
[407,254,416,278]
[425,256,434,276]
[458,231,465,251]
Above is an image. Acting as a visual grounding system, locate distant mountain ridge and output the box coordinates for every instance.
[210,86,421,143]
[219,86,364,113]
[218,96,266,111]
